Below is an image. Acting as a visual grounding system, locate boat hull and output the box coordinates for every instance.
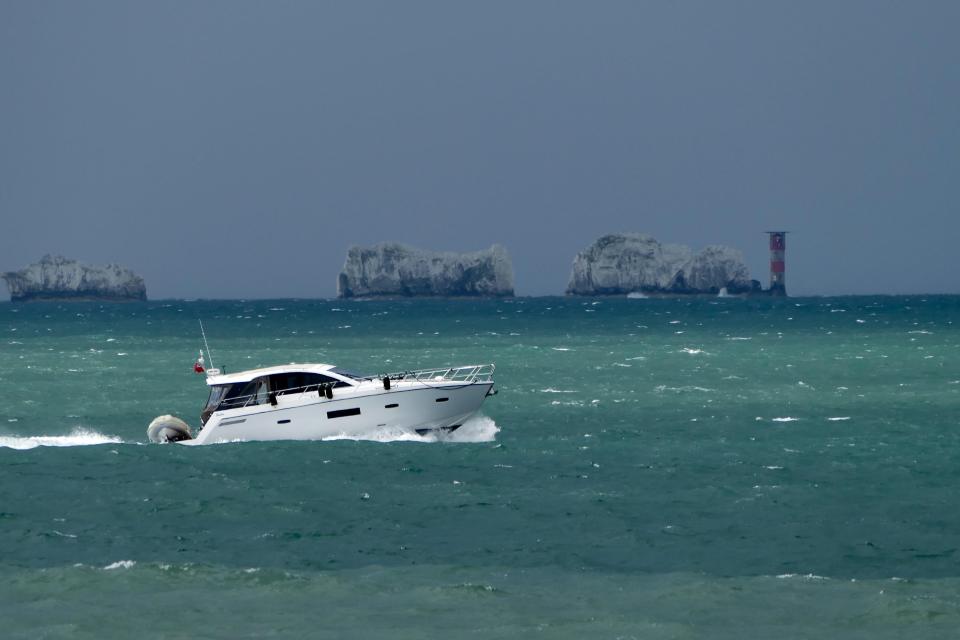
[182,381,493,445]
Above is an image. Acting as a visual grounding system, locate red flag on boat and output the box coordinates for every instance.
[194,350,205,374]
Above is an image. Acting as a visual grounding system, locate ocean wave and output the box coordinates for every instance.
[0,428,123,450]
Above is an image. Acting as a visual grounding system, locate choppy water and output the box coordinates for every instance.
[2,296,959,638]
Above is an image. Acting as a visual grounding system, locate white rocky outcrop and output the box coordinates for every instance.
[337,243,514,298]
[566,233,756,295]
[2,255,147,301]
[671,245,752,292]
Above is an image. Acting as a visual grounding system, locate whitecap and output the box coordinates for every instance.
[655,385,715,394]
[103,560,136,570]
[827,416,851,421]
[680,348,706,355]
[552,347,571,352]
[540,388,576,393]
[0,428,123,450]
[771,417,799,422]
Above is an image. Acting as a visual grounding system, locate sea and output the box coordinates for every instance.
[1,295,959,639]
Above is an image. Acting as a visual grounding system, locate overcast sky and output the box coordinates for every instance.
[2,1,958,298]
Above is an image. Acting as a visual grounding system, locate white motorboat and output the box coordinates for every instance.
[149,362,496,445]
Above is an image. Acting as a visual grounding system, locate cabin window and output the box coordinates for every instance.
[218,378,268,409]
[201,385,231,424]
[329,367,366,381]
[267,372,350,396]
[204,385,230,412]
[201,379,269,424]
[327,407,361,419]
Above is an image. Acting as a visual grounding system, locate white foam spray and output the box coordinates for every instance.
[0,428,123,450]
[322,413,500,444]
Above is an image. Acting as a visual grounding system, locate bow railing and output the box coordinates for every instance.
[371,363,495,385]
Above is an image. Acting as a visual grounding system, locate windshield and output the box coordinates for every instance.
[201,385,230,425]
[200,379,268,425]
[204,385,230,412]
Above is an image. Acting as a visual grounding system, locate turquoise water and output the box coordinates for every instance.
[2,296,959,638]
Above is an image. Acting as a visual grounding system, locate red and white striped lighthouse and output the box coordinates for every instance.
[767,231,787,296]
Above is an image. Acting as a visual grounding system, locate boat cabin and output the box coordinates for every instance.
[200,364,364,425]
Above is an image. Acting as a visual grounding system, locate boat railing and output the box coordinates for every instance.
[217,393,266,410]
[373,363,495,385]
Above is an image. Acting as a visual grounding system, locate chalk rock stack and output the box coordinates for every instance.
[2,255,147,301]
[566,233,756,295]
[337,243,514,298]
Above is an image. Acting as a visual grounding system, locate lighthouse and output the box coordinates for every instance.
[767,231,787,296]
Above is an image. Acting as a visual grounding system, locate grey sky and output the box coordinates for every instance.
[2,1,958,298]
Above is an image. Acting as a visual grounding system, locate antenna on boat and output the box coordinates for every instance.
[199,320,215,372]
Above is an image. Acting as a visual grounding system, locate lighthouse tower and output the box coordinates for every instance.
[767,231,787,296]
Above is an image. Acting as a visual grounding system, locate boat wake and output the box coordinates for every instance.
[0,428,123,450]
[323,413,500,444]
